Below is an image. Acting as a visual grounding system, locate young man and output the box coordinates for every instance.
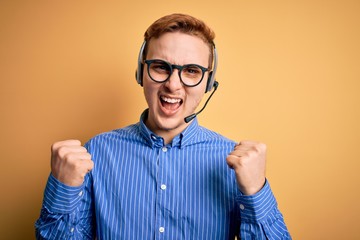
[36,13,291,239]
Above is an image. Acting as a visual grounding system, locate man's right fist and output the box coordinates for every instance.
[51,140,94,186]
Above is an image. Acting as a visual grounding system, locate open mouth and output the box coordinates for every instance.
[160,95,183,111]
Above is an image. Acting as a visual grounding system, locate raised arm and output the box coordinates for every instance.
[35,140,95,239]
[227,140,291,239]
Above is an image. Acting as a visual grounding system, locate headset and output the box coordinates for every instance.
[135,41,218,93]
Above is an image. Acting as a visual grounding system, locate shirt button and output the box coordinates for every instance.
[161,184,167,190]
[70,227,75,233]
[162,147,167,152]
[78,191,83,197]
[239,204,245,210]
[159,227,165,233]
[151,135,157,140]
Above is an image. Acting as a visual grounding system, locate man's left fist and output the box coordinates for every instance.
[226,140,267,195]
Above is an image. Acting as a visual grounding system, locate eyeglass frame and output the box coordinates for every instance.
[144,59,210,87]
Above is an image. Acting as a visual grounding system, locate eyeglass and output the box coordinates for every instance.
[144,59,210,87]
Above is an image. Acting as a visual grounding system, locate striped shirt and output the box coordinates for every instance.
[35,110,291,239]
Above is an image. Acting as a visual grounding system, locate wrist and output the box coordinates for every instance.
[238,177,266,196]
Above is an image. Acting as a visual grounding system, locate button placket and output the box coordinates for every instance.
[160,147,168,192]
[156,145,170,238]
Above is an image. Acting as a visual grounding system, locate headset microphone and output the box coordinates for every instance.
[184,81,219,123]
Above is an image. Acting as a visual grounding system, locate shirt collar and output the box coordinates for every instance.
[138,109,200,149]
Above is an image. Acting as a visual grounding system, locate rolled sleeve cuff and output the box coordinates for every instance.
[235,180,278,222]
[43,174,85,214]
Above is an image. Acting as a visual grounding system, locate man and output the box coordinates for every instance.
[35,13,291,239]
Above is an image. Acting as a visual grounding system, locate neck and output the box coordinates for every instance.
[145,120,185,145]
[144,113,188,145]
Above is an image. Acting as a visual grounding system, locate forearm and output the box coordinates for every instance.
[237,180,291,239]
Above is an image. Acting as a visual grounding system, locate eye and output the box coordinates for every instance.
[183,66,202,75]
[151,61,170,73]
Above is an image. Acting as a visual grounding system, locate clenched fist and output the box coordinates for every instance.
[226,140,266,195]
[51,140,94,187]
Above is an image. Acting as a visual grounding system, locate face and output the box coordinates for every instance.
[142,32,211,142]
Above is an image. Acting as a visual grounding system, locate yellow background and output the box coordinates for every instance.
[1,0,359,239]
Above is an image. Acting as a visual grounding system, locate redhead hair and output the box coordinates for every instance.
[143,13,216,67]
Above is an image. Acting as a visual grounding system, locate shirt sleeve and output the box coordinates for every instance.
[235,180,292,239]
[35,174,95,239]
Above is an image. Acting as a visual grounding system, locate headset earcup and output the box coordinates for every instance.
[206,71,214,93]
[135,63,144,86]
[135,70,139,84]
[136,41,147,86]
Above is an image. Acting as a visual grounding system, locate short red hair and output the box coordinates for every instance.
[143,13,216,67]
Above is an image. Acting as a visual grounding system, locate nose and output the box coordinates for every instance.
[164,68,182,91]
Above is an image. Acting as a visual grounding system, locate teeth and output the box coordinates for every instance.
[161,96,181,103]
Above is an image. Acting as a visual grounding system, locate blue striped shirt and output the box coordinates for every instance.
[35,110,291,239]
